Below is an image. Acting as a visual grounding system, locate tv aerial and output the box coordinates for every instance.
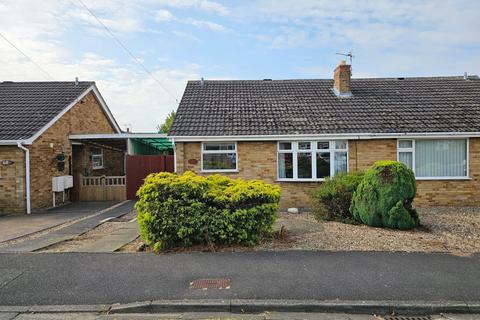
[336,51,354,65]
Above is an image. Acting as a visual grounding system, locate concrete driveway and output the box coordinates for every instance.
[0,202,117,243]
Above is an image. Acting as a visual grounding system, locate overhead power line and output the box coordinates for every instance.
[77,0,179,104]
[0,32,55,80]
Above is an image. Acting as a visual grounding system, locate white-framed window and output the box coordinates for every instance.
[91,147,104,170]
[277,140,348,181]
[397,139,468,179]
[201,142,238,172]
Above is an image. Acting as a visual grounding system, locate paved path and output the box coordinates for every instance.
[0,202,117,243]
[0,202,134,253]
[69,219,139,253]
[0,251,478,306]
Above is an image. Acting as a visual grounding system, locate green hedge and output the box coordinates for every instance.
[350,160,419,229]
[310,172,364,222]
[135,171,281,250]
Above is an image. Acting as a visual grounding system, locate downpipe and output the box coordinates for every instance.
[17,142,31,214]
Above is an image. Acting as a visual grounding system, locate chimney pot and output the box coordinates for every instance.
[333,60,352,97]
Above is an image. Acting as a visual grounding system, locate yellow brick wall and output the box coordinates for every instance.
[0,146,26,213]
[3,91,119,212]
[175,138,480,208]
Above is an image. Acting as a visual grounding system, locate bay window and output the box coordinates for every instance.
[397,139,468,179]
[202,142,237,172]
[277,140,348,181]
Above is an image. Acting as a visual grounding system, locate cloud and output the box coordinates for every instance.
[153,0,230,16]
[172,30,201,43]
[154,9,226,32]
[155,9,174,22]
[182,18,225,31]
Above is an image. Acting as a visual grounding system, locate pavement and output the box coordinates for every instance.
[0,202,118,243]
[0,311,478,319]
[0,201,135,253]
[0,251,478,307]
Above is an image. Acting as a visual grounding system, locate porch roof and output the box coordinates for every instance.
[69,133,172,152]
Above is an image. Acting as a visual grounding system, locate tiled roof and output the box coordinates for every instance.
[169,76,480,136]
[0,81,94,140]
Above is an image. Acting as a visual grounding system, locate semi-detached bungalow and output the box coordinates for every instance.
[169,61,480,209]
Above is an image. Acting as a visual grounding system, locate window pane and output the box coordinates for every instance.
[298,142,311,150]
[316,152,330,178]
[415,139,467,177]
[334,151,347,174]
[279,142,292,150]
[335,140,347,150]
[297,153,312,178]
[202,153,236,170]
[92,156,103,168]
[278,153,293,178]
[204,143,235,151]
[91,147,102,155]
[399,140,413,149]
[317,141,329,150]
[399,152,413,169]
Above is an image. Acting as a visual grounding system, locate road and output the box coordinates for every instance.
[0,251,479,306]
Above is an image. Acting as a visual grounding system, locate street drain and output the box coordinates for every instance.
[190,278,230,290]
[380,316,431,320]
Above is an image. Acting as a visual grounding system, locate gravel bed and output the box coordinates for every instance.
[112,207,480,255]
[256,207,480,255]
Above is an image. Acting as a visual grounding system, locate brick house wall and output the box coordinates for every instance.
[175,138,480,208]
[28,91,119,210]
[0,91,119,214]
[0,146,26,213]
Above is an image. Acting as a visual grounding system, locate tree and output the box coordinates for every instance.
[157,111,176,134]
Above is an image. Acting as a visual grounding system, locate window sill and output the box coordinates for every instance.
[276,179,325,182]
[201,169,239,173]
[415,176,471,181]
[92,166,104,170]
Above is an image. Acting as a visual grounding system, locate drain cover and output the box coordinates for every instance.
[381,316,431,320]
[190,278,230,290]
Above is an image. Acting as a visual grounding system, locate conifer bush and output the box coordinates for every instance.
[350,160,419,229]
[135,171,281,250]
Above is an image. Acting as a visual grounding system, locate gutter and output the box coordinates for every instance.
[169,131,480,142]
[17,142,31,214]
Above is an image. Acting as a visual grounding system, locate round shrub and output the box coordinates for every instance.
[350,160,419,229]
[135,171,281,250]
[310,171,364,222]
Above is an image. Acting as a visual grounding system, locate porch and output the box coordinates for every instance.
[69,133,174,202]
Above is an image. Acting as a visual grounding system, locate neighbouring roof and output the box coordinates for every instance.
[169,76,480,137]
[0,81,105,141]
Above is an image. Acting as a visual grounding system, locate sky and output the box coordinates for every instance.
[1,0,479,132]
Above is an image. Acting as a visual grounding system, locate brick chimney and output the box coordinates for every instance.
[333,60,352,97]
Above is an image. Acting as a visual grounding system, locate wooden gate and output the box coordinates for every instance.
[78,175,126,201]
[126,155,174,199]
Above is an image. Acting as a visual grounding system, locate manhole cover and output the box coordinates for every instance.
[380,316,431,320]
[190,278,230,290]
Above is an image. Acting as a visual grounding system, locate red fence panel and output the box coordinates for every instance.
[126,155,174,199]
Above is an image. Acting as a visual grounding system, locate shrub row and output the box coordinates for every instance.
[135,171,281,251]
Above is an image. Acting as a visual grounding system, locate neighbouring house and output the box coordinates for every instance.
[0,81,123,214]
[0,81,175,215]
[169,61,480,209]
